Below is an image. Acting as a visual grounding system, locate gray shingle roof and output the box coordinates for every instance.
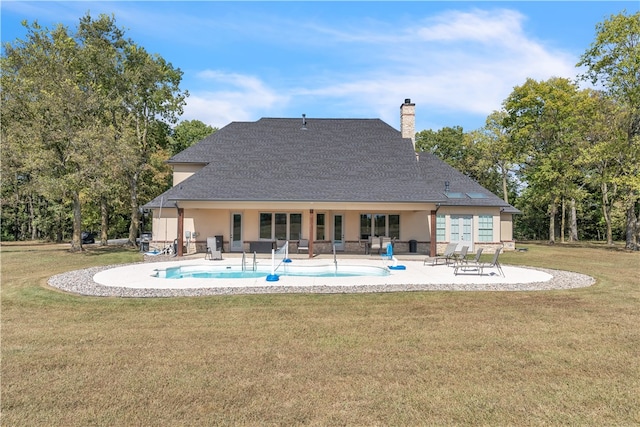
[416,152,520,213]
[145,117,519,213]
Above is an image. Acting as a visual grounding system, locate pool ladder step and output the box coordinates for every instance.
[241,251,258,271]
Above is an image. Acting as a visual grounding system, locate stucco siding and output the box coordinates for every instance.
[172,164,205,186]
[149,204,515,254]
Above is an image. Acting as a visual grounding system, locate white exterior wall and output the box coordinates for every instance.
[402,211,430,241]
[500,212,515,250]
[151,209,178,242]
[172,164,206,186]
[151,207,433,243]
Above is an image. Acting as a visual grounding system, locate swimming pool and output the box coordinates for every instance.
[154,264,390,279]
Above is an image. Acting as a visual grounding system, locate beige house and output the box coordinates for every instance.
[144,100,519,257]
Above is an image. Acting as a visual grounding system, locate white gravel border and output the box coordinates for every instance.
[47,259,596,298]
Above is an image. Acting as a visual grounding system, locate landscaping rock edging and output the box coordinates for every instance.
[47,264,596,298]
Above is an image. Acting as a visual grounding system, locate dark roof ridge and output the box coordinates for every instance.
[258,117,380,120]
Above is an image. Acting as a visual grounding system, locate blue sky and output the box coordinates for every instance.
[2,1,638,132]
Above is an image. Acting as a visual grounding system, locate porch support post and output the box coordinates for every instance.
[177,207,184,257]
[430,210,437,257]
[308,209,314,258]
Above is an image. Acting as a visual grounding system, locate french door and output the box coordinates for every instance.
[450,215,473,252]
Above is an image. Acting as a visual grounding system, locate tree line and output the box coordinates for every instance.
[1,14,214,249]
[416,11,639,250]
[1,12,638,250]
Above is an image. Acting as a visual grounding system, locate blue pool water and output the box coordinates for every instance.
[155,264,390,279]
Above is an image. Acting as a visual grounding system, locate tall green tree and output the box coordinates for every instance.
[0,59,41,241]
[415,125,510,199]
[1,13,187,248]
[576,90,628,245]
[1,21,105,250]
[169,120,216,156]
[578,11,640,249]
[75,14,129,246]
[116,43,187,246]
[467,111,522,204]
[503,77,586,244]
[415,126,466,167]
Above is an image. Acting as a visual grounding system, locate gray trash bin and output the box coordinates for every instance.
[409,239,417,253]
[140,233,152,252]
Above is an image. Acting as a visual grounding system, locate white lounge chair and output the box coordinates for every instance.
[456,248,483,268]
[452,245,469,263]
[369,236,381,255]
[360,237,370,254]
[454,247,504,277]
[297,238,310,254]
[426,242,457,266]
[205,237,222,260]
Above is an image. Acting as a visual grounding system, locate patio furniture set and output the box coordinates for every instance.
[424,242,504,277]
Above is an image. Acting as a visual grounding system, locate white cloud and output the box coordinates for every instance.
[183,7,579,131]
[415,9,526,44]
[182,71,290,128]
[291,8,579,129]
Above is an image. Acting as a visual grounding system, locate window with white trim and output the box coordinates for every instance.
[360,213,400,238]
[316,213,325,240]
[478,215,493,242]
[374,214,386,237]
[259,213,272,239]
[290,214,302,240]
[436,215,446,242]
[259,213,302,240]
[360,214,372,239]
[389,215,400,239]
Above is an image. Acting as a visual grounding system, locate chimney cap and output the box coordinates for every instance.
[404,98,412,104]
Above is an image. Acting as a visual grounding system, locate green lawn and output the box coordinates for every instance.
[2,242,639,426]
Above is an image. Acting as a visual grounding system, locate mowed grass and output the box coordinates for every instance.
[1,242,639,426]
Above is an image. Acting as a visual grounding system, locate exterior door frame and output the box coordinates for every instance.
[230,212,243,252]
[450,214,473,252]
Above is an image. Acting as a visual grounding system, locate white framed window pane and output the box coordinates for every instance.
[450,215,460,241]
[259,213,272,239]
[360,214,371,239]
[436,215,446,242]
[374,214,386,236]
[290,214,302,240]
[316,213,325,240]
[389,215,400,239]
[478,215,493,242]
[275,213,287,240]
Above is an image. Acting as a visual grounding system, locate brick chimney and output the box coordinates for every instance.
[400,98,416,149]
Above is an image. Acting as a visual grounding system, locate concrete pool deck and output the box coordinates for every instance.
[48,253,596,297]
